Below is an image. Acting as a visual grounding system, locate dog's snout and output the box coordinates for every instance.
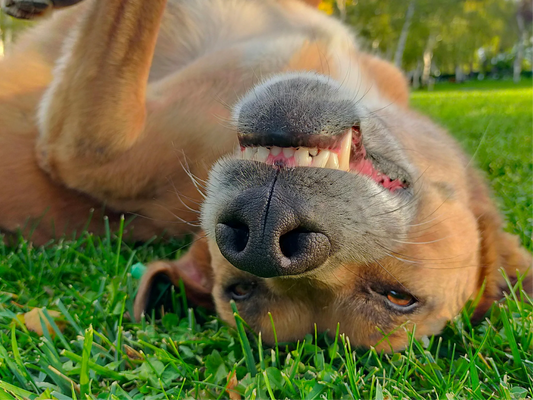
[236,74,359,148]
[215,186,331,278]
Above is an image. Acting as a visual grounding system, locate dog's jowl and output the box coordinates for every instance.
[0,0,531,351]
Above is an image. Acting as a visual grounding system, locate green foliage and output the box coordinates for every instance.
[0,81,531,399]
[323,0,530,75]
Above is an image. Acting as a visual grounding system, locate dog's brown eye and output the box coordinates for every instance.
[386,290,415,307]
[228,282,255,301]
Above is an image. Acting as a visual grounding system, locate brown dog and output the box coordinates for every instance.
[1,0,531,351]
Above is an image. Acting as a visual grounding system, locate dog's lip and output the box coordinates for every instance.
[237,123,351,149]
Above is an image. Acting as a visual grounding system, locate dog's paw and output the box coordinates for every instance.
[1,0,53,19]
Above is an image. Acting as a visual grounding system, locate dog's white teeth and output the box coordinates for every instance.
[295,147,312,166]
[326,152,340,169]
[339,129,352,171]
[255,147,270,162]
[243,147,257,160]
[271,146,282,156]
[237,140,350,171]
[312,150,329,167]
[282,148,295,158]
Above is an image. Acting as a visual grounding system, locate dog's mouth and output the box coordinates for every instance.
[236,127,410,192]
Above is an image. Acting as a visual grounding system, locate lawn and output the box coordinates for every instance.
[0,80,532,399]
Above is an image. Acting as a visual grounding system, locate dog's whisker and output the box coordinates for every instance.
[464,121,492,170]
[374,242,478,266]
[162,233,209,259]
[388,235,453,246]
[152,201,201,228]
[177,158,208,200]
[126,211,197,226]
[166,177,202,214]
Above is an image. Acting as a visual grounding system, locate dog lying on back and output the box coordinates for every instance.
[1,0,531,351]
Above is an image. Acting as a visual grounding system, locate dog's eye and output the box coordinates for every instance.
[386,290,415,307]
[228,282,255,301]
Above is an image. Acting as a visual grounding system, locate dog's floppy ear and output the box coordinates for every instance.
[134,235,214,321]
[469,170,532,321]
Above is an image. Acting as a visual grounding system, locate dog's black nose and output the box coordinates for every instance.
[215,186,331,278]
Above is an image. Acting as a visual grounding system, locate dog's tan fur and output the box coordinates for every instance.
[1,0,531,350]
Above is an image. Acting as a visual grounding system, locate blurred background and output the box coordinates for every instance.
[0,0,531,87]
[319,0,532,87]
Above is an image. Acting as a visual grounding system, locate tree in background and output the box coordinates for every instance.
[1,1,531,83]
[320,0,532,84]
[513,0,533,82]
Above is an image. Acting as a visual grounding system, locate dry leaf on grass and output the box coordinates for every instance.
[19,308,66,337]
[226,370,241,400]
[124,344,144,360]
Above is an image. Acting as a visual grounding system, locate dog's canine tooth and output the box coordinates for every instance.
[255,147,270,162]
[243,147,256,160]
[271,146,282,156]
[295,147,311,166]
[283,148,295,158]
[339,130,352,171]
[326,152,339,169]
[313,150,330,167]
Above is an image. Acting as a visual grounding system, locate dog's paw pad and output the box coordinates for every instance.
[1,0,53,19]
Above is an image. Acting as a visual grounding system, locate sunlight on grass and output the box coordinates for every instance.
[0,81,532,399]
[411,83,532,248]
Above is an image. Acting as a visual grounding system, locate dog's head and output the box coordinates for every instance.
[135,73,531,351]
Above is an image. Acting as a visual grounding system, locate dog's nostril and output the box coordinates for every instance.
[279,228,311,259]
[217,222,249,252]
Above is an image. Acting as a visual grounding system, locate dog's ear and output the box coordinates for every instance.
[133,235,214,321]
[470,170,532,321]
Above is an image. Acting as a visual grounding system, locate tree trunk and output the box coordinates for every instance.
[336,0,346,22]
[412,60,422,89]
[394,0,416,69]
[514,11,526,83]
[422,35,436,86]
[455,65,465,83]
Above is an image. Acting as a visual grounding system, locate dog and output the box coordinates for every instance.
[1,0,531,351]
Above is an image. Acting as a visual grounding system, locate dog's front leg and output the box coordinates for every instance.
[37,0,167,200]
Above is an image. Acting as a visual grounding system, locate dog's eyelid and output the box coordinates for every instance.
[225,281,257,301]
[369,285,420,310]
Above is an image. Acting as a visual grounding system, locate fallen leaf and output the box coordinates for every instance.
[124,344,144,360]
[226,370,241,400]
[22,308,66,337]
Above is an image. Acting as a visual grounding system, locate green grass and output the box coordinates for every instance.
[1,80,532,399]
[415,78,533,92]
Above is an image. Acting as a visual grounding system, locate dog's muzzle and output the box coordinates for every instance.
[215,179,331,278]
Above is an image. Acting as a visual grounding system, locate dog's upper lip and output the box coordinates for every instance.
[237,128,350,149]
